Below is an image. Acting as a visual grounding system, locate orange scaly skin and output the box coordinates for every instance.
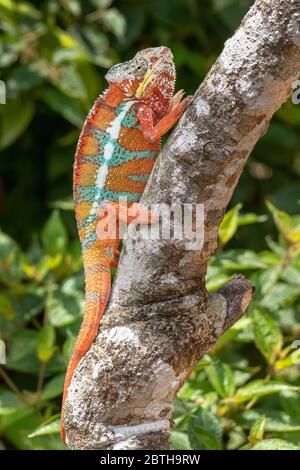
[61,46,192,444]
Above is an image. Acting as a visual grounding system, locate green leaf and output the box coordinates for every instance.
[7,64,44,95]
[0,0,41,25]
[253,309,283,363]
[71,24,114,68]
[63,334,76,363]
[3,409,65,450]
[234,380,299,404]
[249,416,266,443]
[50,63,87,99]
[0,99,34,150]
[266,201,300,244]
[188,407,222,450]
[281,263,300,286]
[6,329,38,372]
[206,272,234,292]
[255,266,281,297]
[218,203,242,245]
[281,392,300,420]
[0,230,23,284]
[50,197,74,211]
[214,317,252,349]
[61,0,81,16]
[28,414,60,438]
[275,352,298,371]
[251,439,300,450]
[42,87,85,127]
[170,431,191,450]
[218,250,268,270]
[0,293,14,319]
[260,283,299,311]
[37,324,56,362]
[0,390,25,416]
[41,374,65,401]
[49,290,84,327]
[48,280,83,327]
[41,210,67,257]
[206,362,236,398]
[241,408,300,433]
[173,397,194,420]
[227,425,246,450]
[102,8,126,40]
[237,213,268,226]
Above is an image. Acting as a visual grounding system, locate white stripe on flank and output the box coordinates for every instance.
[91,100,134,215]
[95,163,108,189]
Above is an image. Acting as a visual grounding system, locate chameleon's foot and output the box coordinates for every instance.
[96,200,157,225]
[125,202,158,225]
[96,200,118,219]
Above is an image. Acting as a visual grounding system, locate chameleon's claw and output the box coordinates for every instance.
[127,202,158,225]
[179,95,193,113]
[171,89,185,109]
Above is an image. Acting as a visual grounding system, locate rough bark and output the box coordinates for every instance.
[64,0,300,449]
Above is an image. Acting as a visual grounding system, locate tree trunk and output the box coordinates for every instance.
[63,0,300,449]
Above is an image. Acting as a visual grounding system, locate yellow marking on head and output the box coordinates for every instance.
[136,68,155,98]
[135,56,166,98]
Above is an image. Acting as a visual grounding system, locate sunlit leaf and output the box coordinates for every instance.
[188,408,222,450]
[234,380,299,404]
[253,309,283,363]
[41,374,65,401]
[266,201,300,244]
[249,416,266,443]
[28,414,60,438]
[0,293,14,319]
[41,210,67,257]
[251,439,300,450]
[37,324,56,362]
[218,203,242,245]
[206,362,236,398]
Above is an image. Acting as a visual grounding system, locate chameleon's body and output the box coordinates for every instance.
[61,46,191,443]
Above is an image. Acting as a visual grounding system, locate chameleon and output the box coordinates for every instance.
[61,45,192,443]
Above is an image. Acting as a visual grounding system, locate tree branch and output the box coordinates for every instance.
[64,0,300,449]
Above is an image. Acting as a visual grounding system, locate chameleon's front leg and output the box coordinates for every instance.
[137,91,193,143]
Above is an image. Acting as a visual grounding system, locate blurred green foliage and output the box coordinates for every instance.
[0,0,300,451]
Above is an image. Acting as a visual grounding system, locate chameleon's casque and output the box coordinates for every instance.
[61,46,191,443]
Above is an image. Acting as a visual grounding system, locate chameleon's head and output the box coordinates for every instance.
[105,46,176,115]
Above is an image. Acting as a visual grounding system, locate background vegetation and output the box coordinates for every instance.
[0,0,300,450]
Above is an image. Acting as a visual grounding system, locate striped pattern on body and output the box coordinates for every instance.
[61,93,160,441]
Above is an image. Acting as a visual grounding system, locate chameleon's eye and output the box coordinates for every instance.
[135,60,148,77]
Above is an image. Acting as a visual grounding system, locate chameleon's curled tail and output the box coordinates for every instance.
[60,246,111,443]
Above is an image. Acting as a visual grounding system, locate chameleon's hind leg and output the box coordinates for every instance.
[125,202,158,225]
[96,200,157,265]
[97,200,157,226]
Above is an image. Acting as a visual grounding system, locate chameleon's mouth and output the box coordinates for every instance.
[135,48,173,99]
